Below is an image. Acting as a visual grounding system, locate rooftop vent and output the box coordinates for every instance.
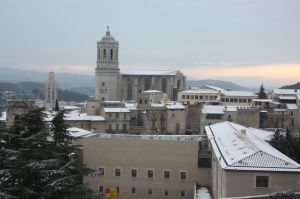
[240,129,247,135]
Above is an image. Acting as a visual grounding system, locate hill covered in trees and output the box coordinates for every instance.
[281,82,300,89]
[0,81,90,102]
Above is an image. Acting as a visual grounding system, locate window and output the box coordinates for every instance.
[99,186,103,193]
[101,97,105,101]
[124,113,126,118]
[98,167,105,176]
[116,113,119,118]
[131,187,136,194]
[147,169,154,179]
[115,168,121,177]
[103,49,106,58]
[81,124,83,128]
[291,111,294,116]
[116,187,120,193]
[163,170,170,179]
[102,82,105,86]
[110,49,113,59]
[108,124,112,131]
[180,171,187,180]
[131,168,137,177]
[180,190,186,197]
[234,98,238,102]
[116,124,119,130]
[200,95,203,100]
[230,98,234,102]
[145,99,148,104]
[243,99,247,103]
[109,113,112,118]
[256,176,269,188]
[148,188,153,195]
[164,189,169,196]
[195,95,198,99]
[186,95,189,99]
[139,99,143,104]
[123,123,127,130]
[182,95,185,99]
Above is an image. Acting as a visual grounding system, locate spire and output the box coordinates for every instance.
[106,25,110,36]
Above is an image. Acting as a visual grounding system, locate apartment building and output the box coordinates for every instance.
[82,134,211,199]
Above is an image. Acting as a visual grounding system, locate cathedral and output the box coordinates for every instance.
[95,28,186,101]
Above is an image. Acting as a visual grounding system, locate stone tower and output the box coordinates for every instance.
[44,71,58,110]
[95,27,120,101]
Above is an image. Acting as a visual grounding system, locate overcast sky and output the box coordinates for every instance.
[0,0,299,88]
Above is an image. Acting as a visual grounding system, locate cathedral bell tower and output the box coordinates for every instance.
[95,27,120,101]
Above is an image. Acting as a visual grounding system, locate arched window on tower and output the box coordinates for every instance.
[98,49,100,60]
[116,49,118,61]
[110,49,113,60]
[103,49,106,59]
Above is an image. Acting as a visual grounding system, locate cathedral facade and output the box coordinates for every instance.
[95,29,186,101]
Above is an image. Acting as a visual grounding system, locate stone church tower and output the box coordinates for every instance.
[44,71,57,110]
[95,27,120,101]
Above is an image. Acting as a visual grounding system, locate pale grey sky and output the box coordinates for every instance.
[0,0,299,87]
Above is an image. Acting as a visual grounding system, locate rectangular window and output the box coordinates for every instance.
[256,176,269,188]
[131,187,136,194]
[124,113,127,118]
[116,113,119,118]
[109,113,112,118]
[182,95,185,99]
[116,124,119,130]
[164,189,169,196]
[115,168,121,177]
[225,98,229,102]
[234,98,238,102]
[131,168,137,177]
[195,95,198,99]
[147,169,154,179]
[123,123,127,130]
[190,95,194,99]
[200,95,203,100]
[180,171,187,180]
[139,99,143,104]
[145,99,148,104]
[148,188,153,195]
[99,186,103,193]
[164,170,170,179]
[186,95,189,99]
[230,98,234,102]
[98,167,105,176]
[180,190,186,197]
[108,124,112,131]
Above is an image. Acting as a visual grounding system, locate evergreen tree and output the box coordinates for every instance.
[54,99,60,112]
[0,108,96,199]
[257,84,268,99]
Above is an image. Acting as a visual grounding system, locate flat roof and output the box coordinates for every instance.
[120,70,179,76]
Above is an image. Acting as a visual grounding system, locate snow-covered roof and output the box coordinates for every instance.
[67,127,97,137]
[0,112,6,121]
[62,105,80,110]
[199,85,225,92]
[103,108,130,113]
[286,104,298,110]
[150,103,165,108]
[223,91,256,97]
[142,90,162,93]
[120,70,179,76]
[252,99,273,103]
[166,102,185,110]
[202,105,225,114]
[273,89,300,95]
[65,113,105,121]
[205,122,300,172]
[247,128,274,141]
[279,96,297,100]
[125,102,138,110]
[92,133,202,141]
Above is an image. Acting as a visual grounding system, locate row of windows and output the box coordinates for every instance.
[98,167,187,180]
[221,98,252,103]
[98,48,117,60]
[181,95,218,100]
[108,123,127,131]
[108,112,127,119]
[98,186,187,197]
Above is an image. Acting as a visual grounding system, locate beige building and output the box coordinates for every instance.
[82,134,211,199]
[200,105,260,133]
[95,28,186,102]
[206,122,300,199]
[178,86,256,106]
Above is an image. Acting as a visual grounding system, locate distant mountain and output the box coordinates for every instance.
[281,82,300,89]
[0,67,94,89]
[186,79,251,91]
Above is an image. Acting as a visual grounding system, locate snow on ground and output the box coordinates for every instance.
[196,187,211,199]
